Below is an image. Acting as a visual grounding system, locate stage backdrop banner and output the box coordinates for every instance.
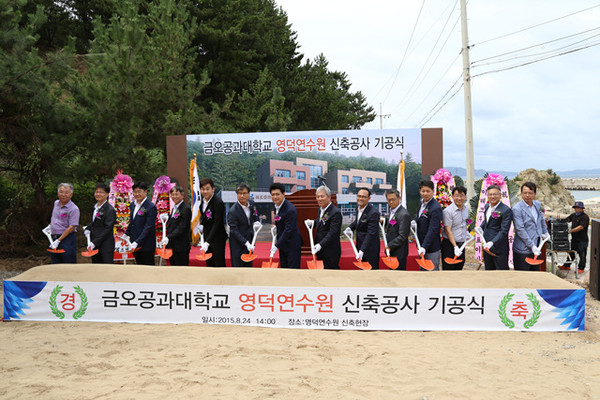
[4,281,584,331]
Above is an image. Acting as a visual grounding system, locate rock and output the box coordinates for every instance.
[514,169,575,217]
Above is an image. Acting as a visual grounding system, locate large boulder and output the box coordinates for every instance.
[514,169,575,217]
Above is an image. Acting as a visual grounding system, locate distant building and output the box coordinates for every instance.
[257,159,311,193]
[295,157,328,188]
[325,168,392,195]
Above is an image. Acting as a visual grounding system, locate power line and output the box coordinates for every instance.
[415,73,464,127]
[381,0,427,104]
[473,3,600,47]
[472,40,600,78]
[471,26,600,67]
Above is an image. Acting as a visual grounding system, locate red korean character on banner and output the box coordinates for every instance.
[60,293,76,311]
[510,301,528,319]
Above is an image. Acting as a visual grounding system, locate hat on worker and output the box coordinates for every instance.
[572,201,585,209]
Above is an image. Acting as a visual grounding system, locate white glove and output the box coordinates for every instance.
[531,245,540,256]
[270,245,277,257]
[161,237,169,246]
[454,246,462,257]
[245,242,255,252]
[410,220,417,229]
[542,233,550,241]
[88,242,95,251]
[50,239,60,249]
[357,250,364,260]
[312,244,321,254]
[344,227,352,236]
[197,224,204,234]
[201,242,209,253]
[253,221,262,230]
[484,241,493,250]
[121,234,130,242]
[418,247,426,256]
[130,242,138,250]
[84,229,91,237]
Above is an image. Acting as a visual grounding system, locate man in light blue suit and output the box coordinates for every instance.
[512,182,549,271]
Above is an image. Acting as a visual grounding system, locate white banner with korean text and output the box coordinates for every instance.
[3,281,584,331]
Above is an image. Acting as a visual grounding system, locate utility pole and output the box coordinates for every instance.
[378,102,391,129]
[460,0,475,196]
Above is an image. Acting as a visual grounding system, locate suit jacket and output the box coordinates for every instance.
[88,202,116,254]
[415,198,442,253]
[349,203,380,268]
[480,202,513,255]
[227,200,260,265]
[274,199,302,250]
[166,201,192,252]
[314,203,342,268]
[201,195,228,249]
[386,205,411,261]
[512,199,547,254]
[125,198,157,251]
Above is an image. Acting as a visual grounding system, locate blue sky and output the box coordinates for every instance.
[275,0,600,173]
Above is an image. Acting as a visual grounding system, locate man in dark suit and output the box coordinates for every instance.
[345,187,380,269]
[270,183,302,269]
[414,180,443,270]
[227,183,260,267]
[160,185,191,266]
[199,178,227,267]
[124,181,157,265]
[480,184,513,270]
[85,183,116,264]
[383,189,411,270]
[312,185,342,269]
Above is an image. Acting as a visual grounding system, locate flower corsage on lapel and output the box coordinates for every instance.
[389,216,397,226]
[172,211,180,219]
[491,211,501,219]
[274,215,281,222]
[95,210,103,219]
[137,208,146,216]
[321,213,329,223]
[420,208,429,218]
[205,210,212,219]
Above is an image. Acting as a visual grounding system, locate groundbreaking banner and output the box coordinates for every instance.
[4,280,584,331]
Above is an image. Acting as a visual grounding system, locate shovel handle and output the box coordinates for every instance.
[344,230,360,259]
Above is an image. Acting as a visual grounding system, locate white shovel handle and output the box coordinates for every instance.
[42,226,53,245]
[250,223,262,247]
[343,230,360,258]
[159,213,168,241]
[378,220,389,248]
[458,235,475,253]
[410,226,422,249]
[84,230,92,247]
[304,220,316,248]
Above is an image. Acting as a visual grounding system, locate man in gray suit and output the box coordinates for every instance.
[512,182,549,271]
[383,189,411,270]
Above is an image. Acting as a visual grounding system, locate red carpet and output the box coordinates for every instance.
[188,241,421,270]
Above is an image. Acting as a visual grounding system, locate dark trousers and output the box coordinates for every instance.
[483,249,509,270]
[50,233,77,264]
[92,251,114,264]
[280,247,301,269]
[441,239,465,270]
[565,240,588,270]
[513,252,539,271]
[206,243,226,267]
[134,250,155,265]
[169,250,190,266]
[317,253,340,270]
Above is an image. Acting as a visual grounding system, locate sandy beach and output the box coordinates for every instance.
[2,261,600,399]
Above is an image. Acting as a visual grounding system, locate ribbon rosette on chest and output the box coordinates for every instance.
[60,212,68,218]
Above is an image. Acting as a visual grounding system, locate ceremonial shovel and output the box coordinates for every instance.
[525,236,550,267]
[304,219,324,269]
[195,232,213,261]
[81,228,99,257]
[117,235,139,265]
[343,230,372,270]
[241,222,263,262]
[474,226,497,257]
[156,213,173,260]
[443,235,474,264]
[42,225,65,254]
[409,222,435,271]
[378,218,399,270]
[261,226,279,268]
